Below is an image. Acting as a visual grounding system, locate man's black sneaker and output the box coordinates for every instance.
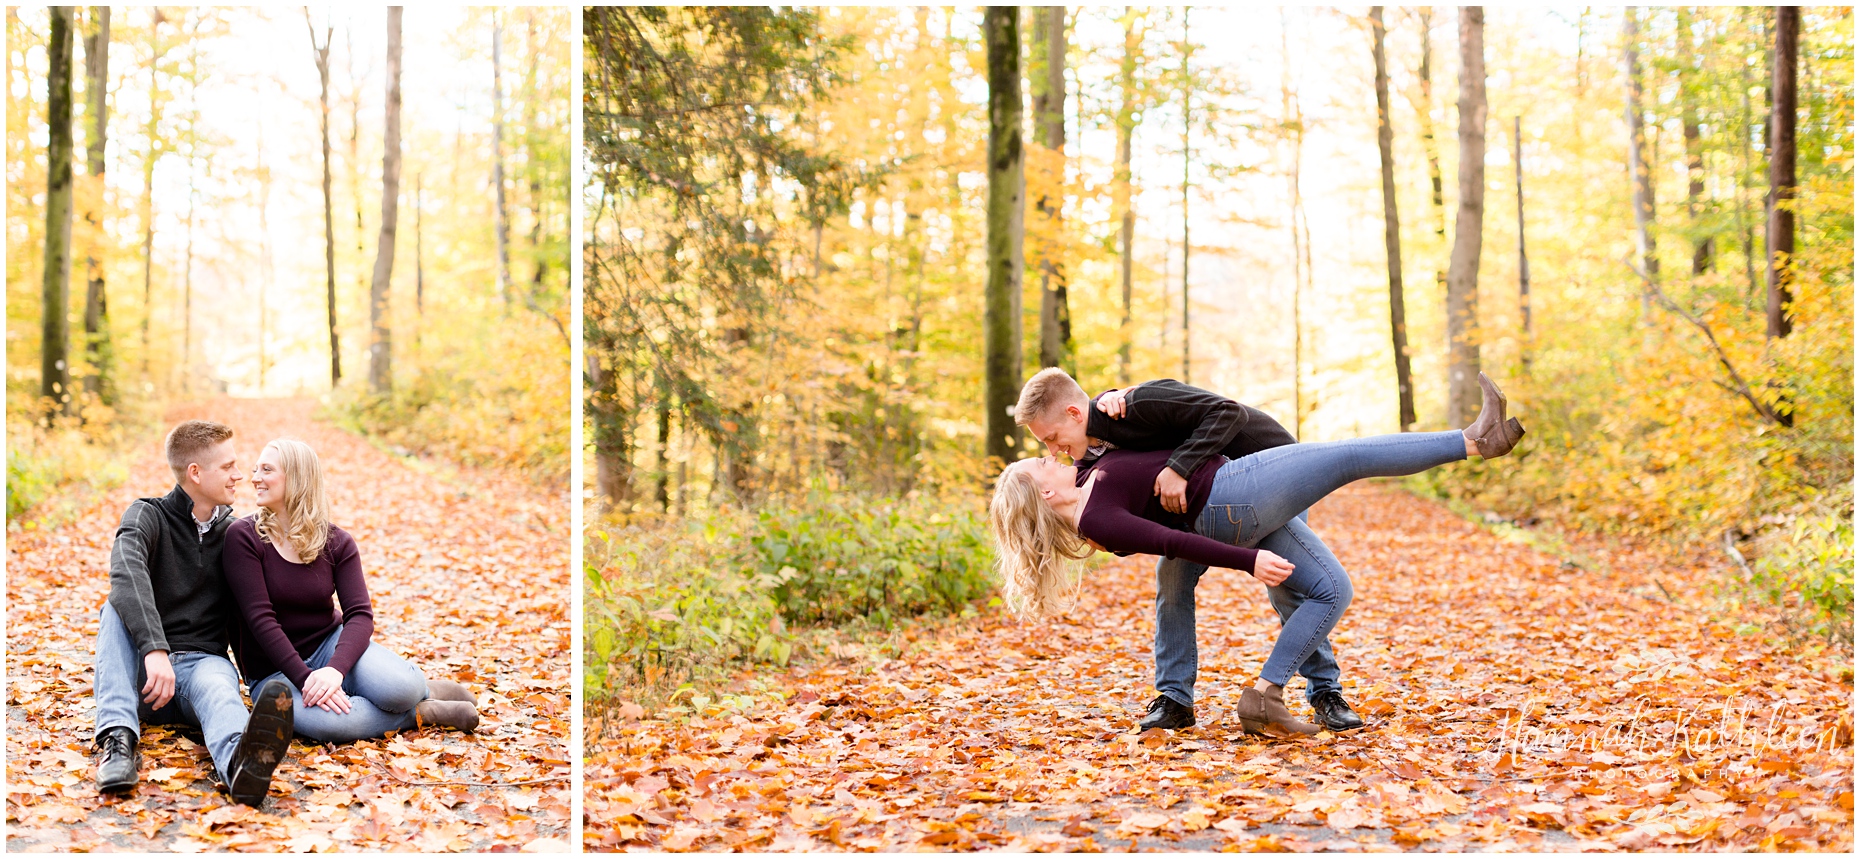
[94,726,140,793]
[225,679,295,807]
[1136,694,1196,731]
[1311,690,1366,731]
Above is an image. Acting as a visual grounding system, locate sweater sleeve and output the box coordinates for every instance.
[1127,380,1246,481]
[222,521,316,688]
[1079,504,1259,574]
[107,501,169,658]
[324,531,375,677]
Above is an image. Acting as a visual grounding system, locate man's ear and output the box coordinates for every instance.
[186,462,202,486]
[1066,403,1086,422]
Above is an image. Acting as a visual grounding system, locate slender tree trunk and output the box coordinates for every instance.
[1766,6,1798,341]
[258,124,271,394]
[347,27,364,346]
[367,7,401,394]
[1679,7,1712,275]
[1415,7,1447,305]
[1624,7,1658,304]
[1115,8,1139,385]
[1445,6,1486,428]
[139,12,163,378]
[1371,7,1415,430]
[1282,12,1304,438]
[655,405,672,511]
[181,41,197,391]
[81,6,110,405]
[42,6,77,419]
[1032,6,1070,372]
[1739,28,1760,308]
[492,11,512,308]
[982,6,1024,467]
[1514,115,1531,373]
[307,14,339,386]
[1180,9,1191,384]
[415,172,424,317]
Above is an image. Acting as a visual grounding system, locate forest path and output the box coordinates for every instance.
[585,482,1852,852]
[6,397,571,852]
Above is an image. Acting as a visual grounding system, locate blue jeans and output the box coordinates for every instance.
[1154,430,1468,701]
[93,603,250,783]
[250,625,429,743]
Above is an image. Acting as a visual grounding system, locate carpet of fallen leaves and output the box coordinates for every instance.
[585,481,1854,852]
[6,398,571,852]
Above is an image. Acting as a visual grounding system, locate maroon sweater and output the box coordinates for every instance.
[222,517,375,688]
[1075,448,1260,574]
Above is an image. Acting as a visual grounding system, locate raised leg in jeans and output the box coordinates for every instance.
[259,625,429,743]
[93,603,251,781]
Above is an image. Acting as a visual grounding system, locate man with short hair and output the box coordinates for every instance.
[1015,368,1365,734]
[92,420,296,806]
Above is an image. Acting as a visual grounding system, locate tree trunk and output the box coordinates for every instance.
[1032,6,1070,372]
[1623,7,1658,302]
[1514,115,1531,373]
[587,355,632,507]
[655,405,673,511]
[1766,6,1797,341]
[258,122,271,393]
[415,172,424,317]
[367,7,401,394]
[1445,6,1486,428]
[982,6,1024,467]
[42,6,77,419]
[1371,7,1415,431]
[492,11,512,307]
[307,13,339,386]
[1414,7,1448,309]
[1180,9,1192,384]
[81,6,110,405]
[139,11,164,378]
[181,38,199,391]
[1678,7,1712,275]
[347,28,364,348]
[1282,12,1304,438]
[1115,9,1139,386]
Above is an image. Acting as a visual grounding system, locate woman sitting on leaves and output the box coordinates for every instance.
[989,374,1524,737]
[223,438,479,742]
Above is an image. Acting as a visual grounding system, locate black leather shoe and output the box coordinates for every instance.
[1135,694,1196,731]
[94,726,140,793]
[1311,690,1366,731]
[225,679,295,807]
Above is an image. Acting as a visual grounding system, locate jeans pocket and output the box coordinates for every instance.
[1200,504,1258,546]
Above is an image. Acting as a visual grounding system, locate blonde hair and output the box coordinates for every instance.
[988,460,1091,617]
[165,420,233,484]
[1014,367,1089,427]
[253,438,332,563]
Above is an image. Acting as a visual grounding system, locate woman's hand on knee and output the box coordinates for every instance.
[302,667,351,714]
[1252,550,1295,586]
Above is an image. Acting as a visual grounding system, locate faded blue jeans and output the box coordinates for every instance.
[93,603,250,783]
[1152,430,1467,703]
[248,625,430,743]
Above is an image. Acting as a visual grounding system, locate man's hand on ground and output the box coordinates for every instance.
[141,650,176,709]
[1154,468,1189,514]
[1252,550,1295,586]
[302,666,351,714]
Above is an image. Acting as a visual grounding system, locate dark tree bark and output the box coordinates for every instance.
[1371,7,1415,430]
[1114,9,1140,385]
[1179,9,1191,384]
[1412,7,1448,301]
[1623,7,1658,303]
[367,7,401,394]
[81,6,110,404]
[1766,6,1798,341]
[1032,6,1070,372]
[42,6,77,419]
[1678,7,1713,275]
[307,12,339,386]
[983,6,1024,467]
[138,11,165,377]
[1445,6,1485,428]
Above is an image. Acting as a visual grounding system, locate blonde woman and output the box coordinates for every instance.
[991,375,1523,737]
[222,439,478,742]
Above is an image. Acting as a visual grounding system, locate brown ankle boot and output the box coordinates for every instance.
[415,699,480,733]
[1236,687,1322,737]
[427,679,477,706]
[1464,372,1522,458]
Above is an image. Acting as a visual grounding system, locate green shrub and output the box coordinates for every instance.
[6,415,133,524]
[583,493,995,708]
[1752,487,1854,643]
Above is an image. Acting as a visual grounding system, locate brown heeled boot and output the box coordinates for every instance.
[1464,372,1525,458]
[1235,685,1322,737]
[415,699,480,733]
[427,679,477,706]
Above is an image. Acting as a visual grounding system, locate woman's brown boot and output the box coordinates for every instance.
[1236,686,1321,737]
[415,699,480,733]
[1464,372,1525,458]
[427,679,477,706]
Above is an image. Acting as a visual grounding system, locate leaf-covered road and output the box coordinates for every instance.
[6,398,571,852]
[586,482,1853,852]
